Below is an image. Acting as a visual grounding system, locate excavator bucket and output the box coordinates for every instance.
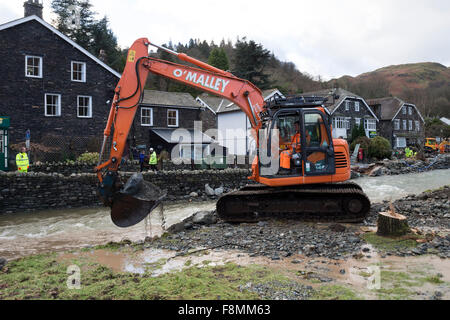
[110,173,166,228]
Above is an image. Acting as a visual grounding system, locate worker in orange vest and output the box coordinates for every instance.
[280,121,310,170]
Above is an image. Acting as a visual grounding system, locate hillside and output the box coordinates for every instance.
[328,62,450,117]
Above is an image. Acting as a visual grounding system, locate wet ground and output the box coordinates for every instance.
[1,169,449,260]
[1,170,449,300]
[56,244,450,300]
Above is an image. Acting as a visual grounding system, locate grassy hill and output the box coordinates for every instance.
[328,62,450,117]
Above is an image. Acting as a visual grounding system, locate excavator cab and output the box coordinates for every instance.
[259,97,335,182]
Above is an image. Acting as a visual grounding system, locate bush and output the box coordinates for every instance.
[76,152,99,163]
[368,136,392,159]
[350,124,366,143]
[350,136,371,158]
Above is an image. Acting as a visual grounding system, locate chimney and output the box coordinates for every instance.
[24,0,43,19]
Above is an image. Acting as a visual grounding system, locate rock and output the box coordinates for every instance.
[205,184,215,196]
[192,211,217,225]
[167,221,187,233]
[214,186,224,196]
[369,166,383,177]
[350,171,360,179]
[189,192,198,197]
[339,269,346,274]
[0,257,6,270]
[329,223,346,232]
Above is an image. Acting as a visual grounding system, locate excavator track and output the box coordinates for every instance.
[216,182,370,223]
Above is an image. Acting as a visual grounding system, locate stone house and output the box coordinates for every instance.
[367,97,425,148]
[0,2,120,161]
[131,90,216,161]
[301,88,379,140]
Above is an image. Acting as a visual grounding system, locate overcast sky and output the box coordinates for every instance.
[2,0,449,80]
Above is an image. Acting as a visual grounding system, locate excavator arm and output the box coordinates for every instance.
[95,38,265,227]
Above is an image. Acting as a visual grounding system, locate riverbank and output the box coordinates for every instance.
[1,154,449,214]
[351,153,450,178]
[1,186,449,300]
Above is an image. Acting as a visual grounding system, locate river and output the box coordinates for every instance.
[1,169,449,260]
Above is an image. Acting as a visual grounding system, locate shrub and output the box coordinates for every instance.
[350,136,371,158]
[350,124,366,143]
[368,136,392,159]
[76,152,99,163]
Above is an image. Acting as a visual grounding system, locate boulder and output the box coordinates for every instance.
[192,210,217,225]
[205,184,215,196]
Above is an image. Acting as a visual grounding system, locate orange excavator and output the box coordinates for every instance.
[95,38,370,227]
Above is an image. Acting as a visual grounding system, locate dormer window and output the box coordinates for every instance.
[355,101,360,112]
[71,61,86,82]
[25,55,42,78]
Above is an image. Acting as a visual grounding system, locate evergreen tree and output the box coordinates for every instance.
[233,38,271,89]
[208,47,229,71]
[51,0,123,71]
[51,0,95,49]
[90,16,123,71]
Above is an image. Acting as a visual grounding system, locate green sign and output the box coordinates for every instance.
[0,116,9,171]
[369,131,377,138]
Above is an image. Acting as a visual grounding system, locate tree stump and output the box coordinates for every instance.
[377,204,410,236]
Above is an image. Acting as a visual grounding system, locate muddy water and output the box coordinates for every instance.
[353,168,450,203]
[0,201,215,260]
[1,169,449,260]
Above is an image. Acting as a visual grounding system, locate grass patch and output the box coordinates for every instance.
[361,232,420,251]
[423,275,444,284]
[0,252,295,300]
[311,284,361,300]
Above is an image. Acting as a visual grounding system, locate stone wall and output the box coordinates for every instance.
[27,160,251,175]
[0,169,253,214]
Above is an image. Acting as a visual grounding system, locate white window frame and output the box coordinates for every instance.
[167,109,179,127]
[344,101,349,111]
[77,95,92,118]
[415,121,420,132]
[355,101,360,112]
[71,61,86,82]
[25,55,42,78]
[355,118,361,126]
[364,119,376,130]
[345,117,351,129]
[402,106,407,115]
[141,107,153,126]
[333,117,346,129]
[408,120,413,131]
[394,119,400,130]
[403,120,407,130]
[396,137,406,148]
[408,106,412,115]
[44,93,61,117]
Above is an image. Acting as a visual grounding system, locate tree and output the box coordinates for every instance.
[51,0,123,71]
[90,17,124,71]
[51,0,95,50]
[207,47,229,71]
[233,38,272,89]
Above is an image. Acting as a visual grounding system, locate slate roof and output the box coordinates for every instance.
[366,97,424,122]
[300,87,379,121]
[141,90,200,108]
[300,88,363,113]
[195,93,231,113]
[215,88,284,113]
[0,15,121,78]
